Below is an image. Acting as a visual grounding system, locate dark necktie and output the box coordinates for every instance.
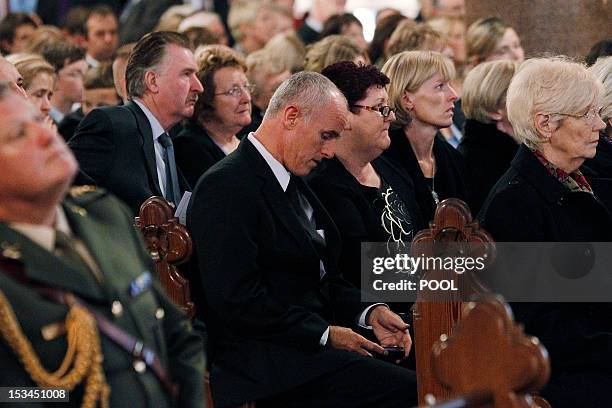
[54,230,93,275]
[158,133,181,206]
[286,176,326,259]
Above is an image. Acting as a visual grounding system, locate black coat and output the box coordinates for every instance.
[174,121,226,188]
[583,134,612,212]
[458,119,518,215]
[59,108,84,142]
[478,144,612,407]
[69,102,190,215]
[187,138,375,407]
[307,156,424,289]
[383,127,468,222]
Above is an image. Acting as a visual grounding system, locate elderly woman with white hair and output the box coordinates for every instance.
[478,57,610,407]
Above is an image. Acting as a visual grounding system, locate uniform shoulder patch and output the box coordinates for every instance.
[69,185,99,198]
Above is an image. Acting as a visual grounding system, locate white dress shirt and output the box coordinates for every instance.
[133,99,169,198]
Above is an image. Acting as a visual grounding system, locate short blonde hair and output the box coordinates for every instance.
[588,56,612,126]
[154,5,195,32]
[246,49,285,97]
[228,0,267,43]
[387,21,445,58]
[466,16,508,66]
[507,56,604,150]
[6,53,55,89]
[304,35,367,73]
[264,32,306,73]
[462,59,518,123]
[382,50,455,127]
[24,26,64,54]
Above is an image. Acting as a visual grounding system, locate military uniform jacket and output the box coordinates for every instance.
[0,188,205,407]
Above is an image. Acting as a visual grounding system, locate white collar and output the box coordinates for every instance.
[9,206,72,252]
[133,99,166,140]
[247,132,291,191]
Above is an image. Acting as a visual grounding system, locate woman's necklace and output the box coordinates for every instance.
[431,159,439,205]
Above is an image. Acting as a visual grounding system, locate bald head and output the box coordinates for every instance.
[0,57,27,98]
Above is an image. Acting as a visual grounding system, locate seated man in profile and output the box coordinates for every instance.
[188,71,417,408]
[0,83,206,408]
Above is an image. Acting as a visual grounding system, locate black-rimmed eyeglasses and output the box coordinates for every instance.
[352,104,395,118]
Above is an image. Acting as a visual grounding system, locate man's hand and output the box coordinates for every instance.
[328,325,386,357]
[368,306,412,359]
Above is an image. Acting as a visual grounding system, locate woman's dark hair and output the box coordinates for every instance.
[320,13,362,40]
[368,13,407,64]
[585,38,612,67]
[321,61,389,112]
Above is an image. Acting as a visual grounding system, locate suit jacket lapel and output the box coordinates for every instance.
[0,222,106,302]
[240,140,342,270]
[240,140,320,260]
[127,102,163,197]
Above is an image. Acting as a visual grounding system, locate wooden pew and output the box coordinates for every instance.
[134,196,195,317]
[420,295,550,408]
[411,198,495,404]
[134,196,252,408]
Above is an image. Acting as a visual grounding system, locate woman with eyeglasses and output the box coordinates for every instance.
[478,57,611,407]
[381,50,468,223]
[307,61,424,289]
[174,44,252,187]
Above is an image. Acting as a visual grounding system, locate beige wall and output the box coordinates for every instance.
[465,0,612,59]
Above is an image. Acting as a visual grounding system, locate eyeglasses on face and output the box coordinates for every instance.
[352,104,395,118]
[550,106,604,125]
[214,83,255,98]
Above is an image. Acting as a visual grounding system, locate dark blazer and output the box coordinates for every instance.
[307,156,424,289]
[58,107,84,142]
[583,134,612,212]
[174,121,226,188]
[458,119,519,215]
[478,144,612,407]
[0,188,205,408]
[68,102,190,215]
[187,138,372,407]
[383,127,468,222]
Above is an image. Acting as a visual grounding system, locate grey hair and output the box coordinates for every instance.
[126,31,190,99]
[265,71,347,122]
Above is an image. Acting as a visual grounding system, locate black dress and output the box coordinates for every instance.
[174,121,227,188]
[478,145,612,407]
[383,127,469,222]
[458,119,519,215]
[308,156,424,290]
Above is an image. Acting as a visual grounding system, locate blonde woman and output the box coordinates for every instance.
[466,16,524,67]
[7,53,56,130]
[458,59,519,213]
[304,35,369,73]
[382,50,467,223]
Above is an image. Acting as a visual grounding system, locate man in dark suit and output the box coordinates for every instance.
[0,82,206,407]
[69,31,203,215]
[188,71,417,408]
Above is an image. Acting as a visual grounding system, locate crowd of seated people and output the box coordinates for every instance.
[0,1,611,407]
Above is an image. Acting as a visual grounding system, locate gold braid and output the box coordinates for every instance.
[0,289,110,408]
